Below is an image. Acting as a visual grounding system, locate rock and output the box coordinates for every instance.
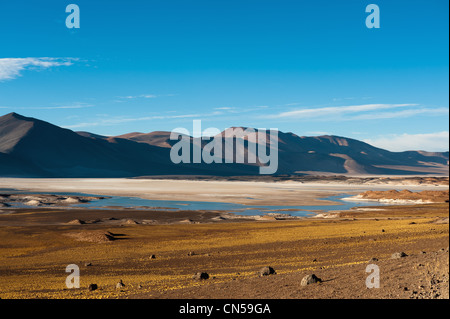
[258,266,276,277]
[116,279,125,289]
[301,274,322,286]
[187,251,196,256]
[368,257,379,263]
[88,284,98,291]
[150,254,156,259]
[391,252,408,259]
[84,262,92,267]
[381,229,385,233]
[192,272,209,280]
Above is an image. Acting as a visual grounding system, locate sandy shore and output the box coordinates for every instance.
[0,178,448,207]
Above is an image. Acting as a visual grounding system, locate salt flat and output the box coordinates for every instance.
[0,178,447,206]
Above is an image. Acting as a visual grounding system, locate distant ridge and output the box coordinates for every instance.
[0,112,448,177]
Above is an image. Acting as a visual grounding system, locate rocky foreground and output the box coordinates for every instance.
[150,247,449,299]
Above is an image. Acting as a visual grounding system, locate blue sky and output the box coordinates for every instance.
[0,0,448,151]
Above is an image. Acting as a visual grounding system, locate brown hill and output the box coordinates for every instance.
[0,112,448,177]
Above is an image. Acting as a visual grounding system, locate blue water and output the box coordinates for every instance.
[1,189,390,217]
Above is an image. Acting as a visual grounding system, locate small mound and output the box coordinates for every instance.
[123,219,139,225]
[67,219,86,225]
[65,231,116,243]
[62,197,83,204]
[25,200,42,206]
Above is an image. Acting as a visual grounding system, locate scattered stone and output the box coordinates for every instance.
[88,284,98,291]
[258,266,276,277]
[301,274,322,286]
[116,279,125,289]
[84,262,92,267]
[391,252,408,259]
[192,272,209,280]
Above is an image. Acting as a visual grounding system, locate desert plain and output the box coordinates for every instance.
[0,176,448,299]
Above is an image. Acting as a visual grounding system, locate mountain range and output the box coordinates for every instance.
[0,112,448,177]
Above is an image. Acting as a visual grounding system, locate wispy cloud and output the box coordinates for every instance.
[348,107,448,120]
[63,111,223,129]
[0,57,76,81]
[266,104,419,119]
[364,131,449,152]
[214,107,235,110]
[118,94,158,99]
[115,93,176,101]
[0,102,93,110]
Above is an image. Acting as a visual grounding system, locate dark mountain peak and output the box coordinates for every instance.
[1,112,29,121]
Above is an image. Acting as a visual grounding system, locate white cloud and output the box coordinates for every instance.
[0,102,93,110]
[267,104,418,119]
[214,107,235,110]
[348,107,448,120]
[63,111,223,129]
[0,57,75,81]
[119,94,157,99]
[364,132,449,152]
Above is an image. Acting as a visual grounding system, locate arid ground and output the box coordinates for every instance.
[0,177,448,299]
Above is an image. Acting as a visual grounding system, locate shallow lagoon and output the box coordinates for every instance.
[1,189,390,217]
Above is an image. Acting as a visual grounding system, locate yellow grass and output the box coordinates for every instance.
[1,203,448,299]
